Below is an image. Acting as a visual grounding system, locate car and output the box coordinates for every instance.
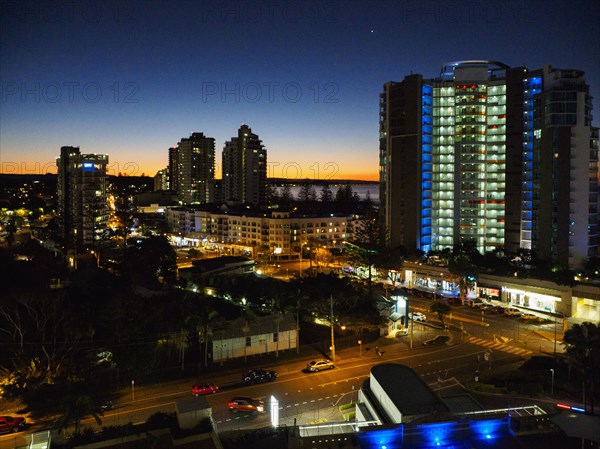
[423,335,450,346]
[445,297,462,306]
[101,401,115,411]
[467,298,485,308]
[490,306,505,314]
[0,416,26,434]
[479,304,493,312]
[409,312,427,322]
[521,312,543,322]
[243,368,278,384]
[192,384,219,396]
[504,307,521,317]
[394,328,409,337]
[306,359,335,372]
[227,396,265,413]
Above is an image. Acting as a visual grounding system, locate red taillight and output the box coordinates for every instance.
[228,402,235,407]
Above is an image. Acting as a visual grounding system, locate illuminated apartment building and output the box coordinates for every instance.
[56,146,109,250]
[176,132,215,205]
[166,205,354,252]
[222,124,267,205]
[380,61,598,268]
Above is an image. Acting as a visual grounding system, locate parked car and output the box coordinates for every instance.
[227,397,265,413]
[490,306,505,314]
[479,304,493,312]
[192,384,219,396]
[306,359,335,372]
[394,328,409,337]
[243,368,278,384]
[409,312,427,322]
[423,335,450,346]
[504,307,521,317]
[445,297,462,306]
[0,416,26,434]
[467,298,485,308]
[521,312,543,322]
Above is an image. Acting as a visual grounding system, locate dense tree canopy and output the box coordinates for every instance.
[563,322,600,412]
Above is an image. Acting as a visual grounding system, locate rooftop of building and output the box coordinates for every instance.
[166,202,364,218]
[370,363,450,418]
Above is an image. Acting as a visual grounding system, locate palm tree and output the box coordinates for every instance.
[447,254,478,305]
[201,309,220,368]
[56,389,104,436]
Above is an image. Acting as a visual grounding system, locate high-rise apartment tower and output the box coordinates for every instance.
[56,146,109,251]
[379,61,598,269]
[222,124,267,205]
[176,132,215,204]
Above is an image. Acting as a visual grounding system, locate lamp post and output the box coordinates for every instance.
[553,312,563,354]
[358,340,362,357]
[550,368,555,396]
[330,295,336,362]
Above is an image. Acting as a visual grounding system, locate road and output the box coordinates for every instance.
[1,295,561,448]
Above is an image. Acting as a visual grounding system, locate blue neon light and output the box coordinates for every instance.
[82,162,95,172]
[470,417,505,441]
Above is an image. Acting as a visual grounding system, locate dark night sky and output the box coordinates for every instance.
[1,0,599,180]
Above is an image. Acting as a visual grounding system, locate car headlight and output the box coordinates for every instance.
[257,405,264,412]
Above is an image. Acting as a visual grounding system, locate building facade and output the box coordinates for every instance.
[380,61,599,269]
[222,124,267,204]
[167,146,178,192]
[154,168,168,191]
[176,132,215,205]
[56,146,109,250]
[166,206,356,252]
[210,314,298,363]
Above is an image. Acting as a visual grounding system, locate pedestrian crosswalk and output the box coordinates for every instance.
[468,336,533,356]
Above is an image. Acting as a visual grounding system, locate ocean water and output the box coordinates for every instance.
[276,183,379,203]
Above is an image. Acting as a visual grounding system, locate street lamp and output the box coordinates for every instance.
[550,368,555,396]
[553,312,564,354]
[330,295,336,362]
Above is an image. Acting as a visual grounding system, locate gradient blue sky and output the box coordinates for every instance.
[1,0,599,180]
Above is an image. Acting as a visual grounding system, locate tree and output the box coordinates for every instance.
[113,194,134,250]
[374,246,405,294]
[298,273,380,332]
[298,183,317,202]
[563,322,600,412]
[126,235,177,287]
[314,246,334,271]
[187,248,202,259]
[55,383,105,436]
[429,300,451,326]
[280,185,294,203]
[5,216,17,247]
[335,184,355,203]
[447,253,478,305]
[265,184,280,203]
[320,184,333,202]
[346,207,381,296]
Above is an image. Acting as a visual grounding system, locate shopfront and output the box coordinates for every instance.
[503,287,561,313]
[404,267,459,297]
